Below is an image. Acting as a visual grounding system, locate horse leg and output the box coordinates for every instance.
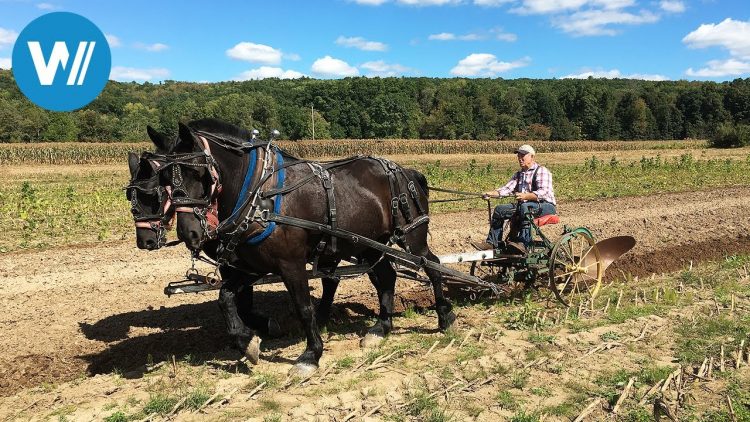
[411,243,456,331]
[220,266,281,338]
[237,283,282,338]
[361,259,396,348]
[217,278,261,364]
[280,261,323,376]
[316,276,340,327]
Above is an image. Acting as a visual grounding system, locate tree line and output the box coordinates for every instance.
[0,69,748,144]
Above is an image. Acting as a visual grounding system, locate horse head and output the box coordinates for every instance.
[125,126,176,250]
[165,121,223,251]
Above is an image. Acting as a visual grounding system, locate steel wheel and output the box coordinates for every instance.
[548,228,603,306]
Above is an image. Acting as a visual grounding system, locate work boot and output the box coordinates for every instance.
[471,241,495,251]
[506,241,527,255]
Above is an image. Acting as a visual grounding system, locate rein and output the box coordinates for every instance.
[427,186,486,203]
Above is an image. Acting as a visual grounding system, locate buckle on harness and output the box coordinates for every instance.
[260,209,270,222]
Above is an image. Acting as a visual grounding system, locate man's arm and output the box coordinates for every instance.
[484,173,518,198]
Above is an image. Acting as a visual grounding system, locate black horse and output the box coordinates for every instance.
[161,118,455,375]
[126,127,282,343]
[131,123,365,366]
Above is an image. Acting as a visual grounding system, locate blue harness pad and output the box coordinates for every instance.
[245,151,285,245]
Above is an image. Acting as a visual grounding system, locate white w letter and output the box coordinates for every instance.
[27,41,70,86]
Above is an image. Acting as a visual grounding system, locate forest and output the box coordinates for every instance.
[1,69,749,144]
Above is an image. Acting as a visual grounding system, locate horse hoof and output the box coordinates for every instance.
[439,311,457,331]
[243,336,261,365]
[267,319,282,338]
[360,333,385,348]
[289,362,318,378]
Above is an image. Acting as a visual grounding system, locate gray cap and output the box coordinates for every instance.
[515,144,535,155]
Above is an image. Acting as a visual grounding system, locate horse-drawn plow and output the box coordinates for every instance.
[165,207,636,308]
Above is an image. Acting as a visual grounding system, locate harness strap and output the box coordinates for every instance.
[260,155,364,198]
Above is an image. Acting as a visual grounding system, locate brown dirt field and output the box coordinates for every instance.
[0,187,749,420]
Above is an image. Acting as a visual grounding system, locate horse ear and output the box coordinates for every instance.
[127,152,140,177]
[146,125,174,153]
[176,122,196,152]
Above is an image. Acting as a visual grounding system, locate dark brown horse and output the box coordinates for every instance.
[163,118,455,375]
[126,127,281,340]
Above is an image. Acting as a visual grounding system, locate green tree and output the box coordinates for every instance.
[42,112,79,141]
[121,102,160,141]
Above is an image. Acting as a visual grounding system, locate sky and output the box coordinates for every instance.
[0,0,748,83]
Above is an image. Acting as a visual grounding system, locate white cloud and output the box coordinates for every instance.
[512,0,592,15]
[397,0,461,5]
[683,18,750,59]
[660,0,685,13]
[226,42,283,65]
[562,68,668,80]
[429,29,516,42]
[0,57,11,69]
[686,59,750,77]
[335,36,388,51]
[110,66,170,81]
[511,0,636,14]
[473,0,513,6]
[0,27,18,50]
[450,53,530,76]
[492,28,518,41]
[555,9,659,36]
[428,32,485,41]
[134,42,169,52]
[311,56,359,77]
[36,2,58,10]
[429,32,456,40]
[105,34,122,48]
[233,66,306,80]
[361,60,412,76]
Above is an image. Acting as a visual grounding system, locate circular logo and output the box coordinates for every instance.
[12,12,111,112]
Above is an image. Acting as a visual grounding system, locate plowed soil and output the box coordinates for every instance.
[1,187,749,420]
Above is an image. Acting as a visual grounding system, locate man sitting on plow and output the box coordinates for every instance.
[472,144,557,254]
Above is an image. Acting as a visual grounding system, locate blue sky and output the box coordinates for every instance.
[0,0,748,82]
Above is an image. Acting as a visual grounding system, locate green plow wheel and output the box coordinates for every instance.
[548,227,603,306]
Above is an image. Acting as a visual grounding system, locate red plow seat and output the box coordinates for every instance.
[534,214,560,227]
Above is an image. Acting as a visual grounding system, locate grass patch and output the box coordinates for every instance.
[259,398,282,413]
[335,355,355,369]
[675,314,750,365]
[509,409,541,422]
[511,371,530,389]
[184,386,212,411]
[497,390,521,411]
[103,411,128,422]
[142,394,178,416]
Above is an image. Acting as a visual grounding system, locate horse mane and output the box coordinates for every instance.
[186,118,300,161]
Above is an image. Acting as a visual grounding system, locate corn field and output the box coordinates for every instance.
[0,139,707,165]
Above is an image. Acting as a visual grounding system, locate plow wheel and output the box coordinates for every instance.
[548,228,603,306]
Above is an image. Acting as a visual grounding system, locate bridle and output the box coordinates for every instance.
[164,134,223,241]
[125,153,175,248]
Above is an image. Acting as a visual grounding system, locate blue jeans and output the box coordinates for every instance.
[486,201,557,248]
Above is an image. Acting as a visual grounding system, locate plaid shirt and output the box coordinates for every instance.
[497,163,557,205]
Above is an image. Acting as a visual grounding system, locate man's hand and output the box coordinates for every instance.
[514,192,537,201]
[482,190,500,199]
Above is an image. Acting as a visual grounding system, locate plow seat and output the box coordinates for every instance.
[534,214,560,227]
